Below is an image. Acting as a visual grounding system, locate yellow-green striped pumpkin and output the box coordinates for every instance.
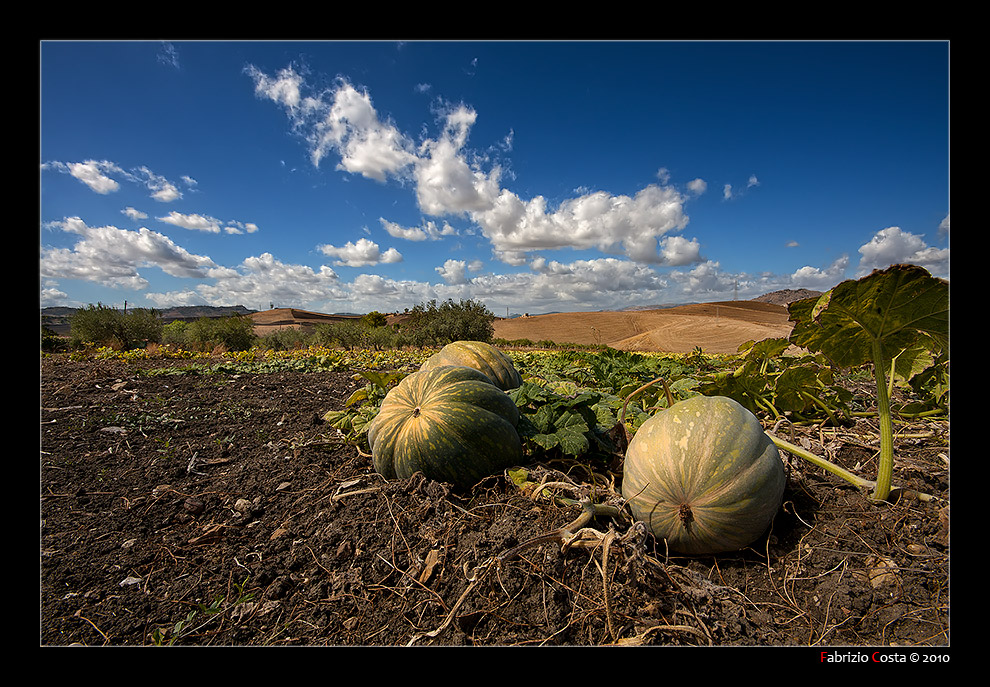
[420,341,522,391]
[621,395,785,555]
[368,365,522,489]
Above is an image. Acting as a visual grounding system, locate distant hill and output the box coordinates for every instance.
[752,289,824,306]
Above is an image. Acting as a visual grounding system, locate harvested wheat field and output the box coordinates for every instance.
[494,301,795,354]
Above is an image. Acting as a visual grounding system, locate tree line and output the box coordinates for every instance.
[42,299,497,353]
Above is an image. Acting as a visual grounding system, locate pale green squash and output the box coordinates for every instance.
[621,395,785,555]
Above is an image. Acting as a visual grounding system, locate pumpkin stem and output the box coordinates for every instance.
[412,406,421,417]
[678,503,693,526]
[618,376,674,442]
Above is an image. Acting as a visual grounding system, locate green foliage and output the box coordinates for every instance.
[314,320,402,350]
[69,303,163,350]
[161,320,190,348]
[259,327,312,351]
[185,315,257,351]
[786,264,949,500]
[360,310,389,328]
[42,325,66,352]
[323,370,408,448]
[508,382,624,460]
[402,299,495,346]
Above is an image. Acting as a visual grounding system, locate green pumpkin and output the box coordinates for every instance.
[368,365,523,489]
[621,395,785,555]
[420,340,522,391]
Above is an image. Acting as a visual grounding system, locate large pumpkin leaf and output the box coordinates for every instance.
[788,264,948,367]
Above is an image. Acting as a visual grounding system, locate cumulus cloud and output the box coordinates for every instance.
[42,160,123,194]
[156,212,259,235]
[474,184,689,263]
[246,66,417,180]
[159,252,344,309]
[122,207,148,221]
[436,259,471,285]
[669,260,740,296]
[856,226,949,278]
[40,217,217,290]
[158,211,222,233]
[43,159,187,202]
[380,218,456,241]
[789,256,850,289]
[687,178,707,195]
[413,104,502,216]
[658,235,702,266]
[224,221,259,235]
[246,66,695,265]
[317,237,403,267]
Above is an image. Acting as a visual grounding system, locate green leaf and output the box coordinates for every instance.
[788,264,948,367]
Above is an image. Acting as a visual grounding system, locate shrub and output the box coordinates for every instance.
[186,315,257,352]
[42,325,67,353]
[260,327,312,351]
[69,304,163,350]
[402,299,495,346]
[162,320,191,348]
[314,320,401,350]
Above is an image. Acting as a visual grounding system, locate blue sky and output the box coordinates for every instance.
[40,40,949,315]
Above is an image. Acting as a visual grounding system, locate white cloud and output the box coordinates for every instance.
[856,226,949,278]
[131,166,183,202]
[669,260,740,296]
[42,160,123,194]
[474,184,689,263]
[380,218,456,241]
[413,104,502,216]
[40,217,217,290]
[246,66,417,181]
[224,221,260,235]
[43,159,186,202]
[180,252,345,309]
[248,67,695,266]
[122,207,148,221]
[317,237,403,267]
[789,256,850,289]
[658,235,702,266]
[158,211,222,233]
[436,259,469,285]
[687,178,707,195]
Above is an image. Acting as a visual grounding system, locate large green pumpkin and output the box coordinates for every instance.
[368,365,523,489]
[420,341,522,391]
[621,395,785,555]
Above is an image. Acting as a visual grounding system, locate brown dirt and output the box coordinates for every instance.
[249,308,361,338]
[493,301,796,354]
[40,356,949,648]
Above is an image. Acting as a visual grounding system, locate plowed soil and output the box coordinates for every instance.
[40,356,949,648]
[492,301,796,354]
